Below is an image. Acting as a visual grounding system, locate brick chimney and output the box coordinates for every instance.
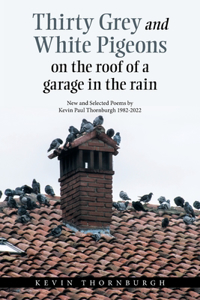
[49,126,119,233]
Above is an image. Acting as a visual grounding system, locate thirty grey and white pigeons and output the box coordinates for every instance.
[45,185,55,197]
[183,215,196,225]
[139,193,153,203]
[32,179,40,194]
[93,115,104,127]
[80,119,94,134]
[37,194,50,207]
[46,225,63,238]
[106,128,115,138]
[158,200,170,210]
[174,196,185,208]
[47,138,63,152]
[113,132,121,145]
[193,201,200,210]
[132,201,147,212]
[119,191,131,200]
[162,217,169,228]
[113,201,129,211]
[184,202,195,218]
[91,231,101,242]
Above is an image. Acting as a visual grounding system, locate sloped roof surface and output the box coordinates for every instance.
[0,197,200,299]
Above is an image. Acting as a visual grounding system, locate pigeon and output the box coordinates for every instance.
[46,225,63,238]
[16,213,33,224]
[45,185,55,197]
[19,195,28,206]
[106,128,115,138]
[158,196,166,204]
[93,116,104,127]
[68,126,80,137]
[47,138,63,152]
[132,201,147,212]
[91,231,101,242]
[80,119,94,134]
[119,191,131,200]
[37,194,50,207]
[174,196,185,208]
[193,201,200,210]
[14,187,24,196]
[26,198,40,210]
[139,193,153,203]
[183,215,196,225]
[32,179,40,194]
[112,201,129,211]
[7,197,18,209]
[4,189,16,197]
[64,132,76,148]
[21,185,34,194]
[0,190,2,198]
[162,217,169,228]
[17,206,29,216]
[158,200,170,210]
[184,202,195,218]
[113,132,121,145]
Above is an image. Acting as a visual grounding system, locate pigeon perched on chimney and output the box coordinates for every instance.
[193,201,200,210]
[158,199,170,210]
[139,193,153,203]
[162,217,169,228]
[119,191,131,200]
[93,115,104,127]
[7,197,18,209]
[46,225,63,238]
[45,185,55,197]
[68,125,80,137]
[184,202,195,218]
[47,138,63,152]
[158,196,166,204]
[91,231,101,242]
[113,132,121,145]
[64,132,76,148]
[183,215,196,225]
[132,201,147,212]
[26,198,40,210]
[106,128,115,138]
[32,179,40,194]
[174,196,185,208]
[113,201,129,211]
[80,119,94,133]
[37,194,50,207]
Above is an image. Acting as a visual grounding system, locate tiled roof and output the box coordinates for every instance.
[0,197,200,299]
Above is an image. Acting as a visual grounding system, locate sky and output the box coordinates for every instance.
[1,1,200,207]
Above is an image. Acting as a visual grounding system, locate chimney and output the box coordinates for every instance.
[49,126,119,234]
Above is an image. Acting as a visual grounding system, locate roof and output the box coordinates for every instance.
[0,197,200,299]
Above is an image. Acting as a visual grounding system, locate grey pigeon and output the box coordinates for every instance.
[68,126,80,137]
[158,196,166,204]
[106,128,115,138]
[139,193,153,203]
[174,196,185,208]
[132,201,147,212]
[37,194,50,207]
[32,179,40,194]
[113,132,121,145]
[93,115,104,127]
[16,213,33,224]
[26,198,40,210]
[47,138,63,152]
[184,202,195,218]
[45,185,55,197]
[158,200,170,210]
[5,189,16,197]
[14,187,24,196]
[119,191,131,200]
[183,215,196,225]
[0,191,2,198]
[46,225,63,238]
[91,231,101,242]
[64,132,76,148]
[80,119,94,134]
[21,185,34,194]
[193,201,200,210]
[17,206,29,216]
[20,195,28,207]
[112,201,129,211]
[7,197,18,209]
[162,217,169,228]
